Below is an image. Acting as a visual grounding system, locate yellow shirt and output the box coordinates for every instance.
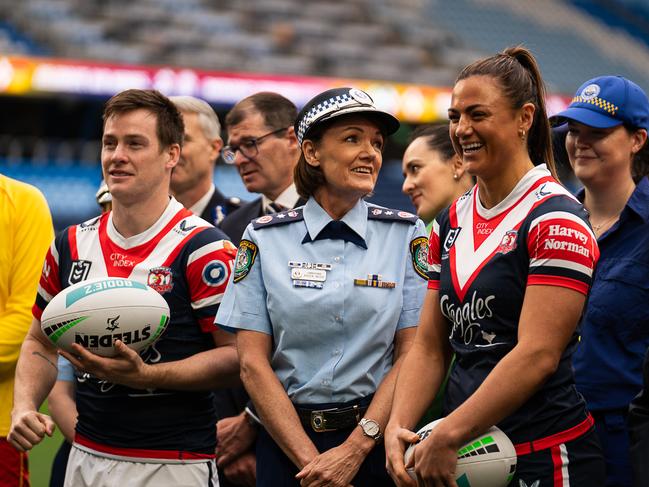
[0,174,53,436]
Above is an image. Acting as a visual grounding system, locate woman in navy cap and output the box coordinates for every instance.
[385,46,604,487]
[216,87,428,486]
[552,75,649,487]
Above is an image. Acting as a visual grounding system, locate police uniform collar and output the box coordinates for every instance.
[302,197,368,247]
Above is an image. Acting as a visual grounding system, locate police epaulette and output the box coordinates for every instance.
[367,206,418,224]
[252,208,304,229]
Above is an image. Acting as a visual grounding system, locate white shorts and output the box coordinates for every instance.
[64,444,219,487]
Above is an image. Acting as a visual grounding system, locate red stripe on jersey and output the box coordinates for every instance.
[198,316,217,333]
[427,280,440,290]
[472,176,555,250]
[98,208,194,278]
[428,226,441,267]
[515,414,594,455]
[68,225,79,260]
[161,226,209,269]
[40,247,61,297]
[528,217,597,269]
[75,433,215,460]
[527,275,590,295]
[186,245,237,303]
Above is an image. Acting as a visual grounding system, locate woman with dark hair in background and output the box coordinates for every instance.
[402,124,473,229]
[385,46,604,486]
[552,75,649,487]
[216,87,428,487]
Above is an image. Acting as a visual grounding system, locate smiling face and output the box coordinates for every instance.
[226,110,298,200]
[402,136,462,222]
[565,121,645,187]
[170,111,221,196]
[304,115,384,203]
[101,109,179,207]
[448,75,533,181]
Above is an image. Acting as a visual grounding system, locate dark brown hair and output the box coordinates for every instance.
[103,89,184,150]
[457,46,557,178]
[225,92,297,132]
[408,123,456,161]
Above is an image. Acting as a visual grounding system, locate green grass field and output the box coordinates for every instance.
[29,402,64,487]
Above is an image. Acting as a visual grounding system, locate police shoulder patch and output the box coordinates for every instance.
[410,236,430,280]
[367,206,418,224]
[252,208,304,230]
[234,240,258,283]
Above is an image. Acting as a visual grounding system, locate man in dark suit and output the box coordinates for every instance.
[170,96,244,226]
[220,92,304,245]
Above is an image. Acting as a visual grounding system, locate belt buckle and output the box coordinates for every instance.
[310,408,337,432]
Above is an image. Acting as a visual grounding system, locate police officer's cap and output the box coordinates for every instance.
[295,87,400,146]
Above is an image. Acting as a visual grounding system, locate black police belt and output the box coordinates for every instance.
[296,404,367,433]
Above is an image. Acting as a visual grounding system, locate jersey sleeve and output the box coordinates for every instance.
[398,219,429,329]
[215,227,272,335]
[184,227,238,333]
[33,231,65,321]
[526,203,599,295]
[427,219,442,290]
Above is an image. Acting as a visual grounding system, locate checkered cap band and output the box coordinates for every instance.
[571,96,619,116]
[297,92,374,145]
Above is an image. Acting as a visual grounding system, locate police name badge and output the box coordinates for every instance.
[288,261,333,271]
[291,268,327,282]
[293,279,324,289]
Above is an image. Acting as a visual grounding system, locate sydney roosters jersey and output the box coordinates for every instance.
[428,166,599,444]
[33,198,236,457]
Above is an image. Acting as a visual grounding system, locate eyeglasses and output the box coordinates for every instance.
[222,127,289,164]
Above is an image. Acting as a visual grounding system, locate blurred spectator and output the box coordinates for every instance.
[0,173,54,486]
[170,96,243,226]
[402,123,473,228]
[553,75,649,487]
[220,92,304,245]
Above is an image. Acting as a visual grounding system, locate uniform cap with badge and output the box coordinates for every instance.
[295,87,400,146]
[550,75,649,130]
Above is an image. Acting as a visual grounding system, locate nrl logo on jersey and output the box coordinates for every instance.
[68,260,92,285]
[442,227,461,257]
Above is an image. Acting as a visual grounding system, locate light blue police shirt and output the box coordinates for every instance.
[215,197,428,404]
[57,355,75,381]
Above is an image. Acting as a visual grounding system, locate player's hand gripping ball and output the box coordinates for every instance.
[41,277,170,357]
[404,419,517,487]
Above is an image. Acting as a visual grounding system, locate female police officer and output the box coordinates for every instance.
[216,87,428,487]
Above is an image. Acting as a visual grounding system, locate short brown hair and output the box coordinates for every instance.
[225,92,297,132]
[103,89,184,150]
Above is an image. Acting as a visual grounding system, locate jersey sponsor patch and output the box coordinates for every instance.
[202,260,229,287]
[234,240,258,283]
[410,236,430,280]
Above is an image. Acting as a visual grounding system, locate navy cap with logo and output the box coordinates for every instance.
[295,87,400,145]
[550,75,649,131]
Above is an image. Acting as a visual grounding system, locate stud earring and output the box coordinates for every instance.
[519,129,526,140]
[453,173,459,180]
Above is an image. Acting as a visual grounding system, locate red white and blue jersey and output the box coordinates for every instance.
[428,166,599,444]
[33,198,236,459]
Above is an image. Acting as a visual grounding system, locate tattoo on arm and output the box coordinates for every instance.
[32,351,58,371]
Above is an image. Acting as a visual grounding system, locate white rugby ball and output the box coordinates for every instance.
[404,419,516,487]
[41,277,170,357]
